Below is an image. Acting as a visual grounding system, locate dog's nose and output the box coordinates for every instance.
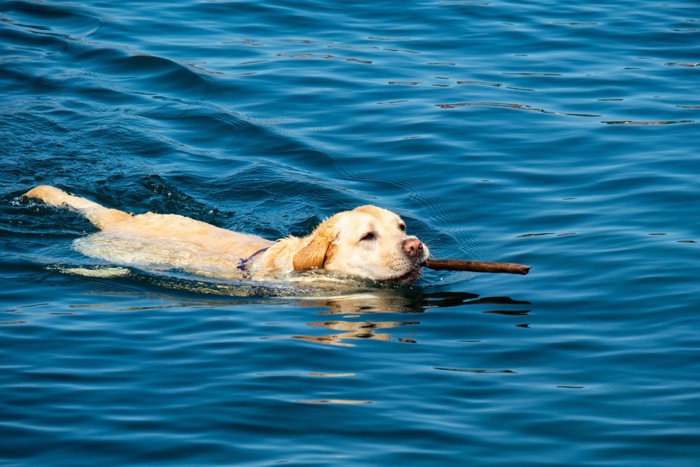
[403,238,424,258]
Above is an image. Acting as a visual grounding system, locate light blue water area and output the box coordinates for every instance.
[2,0,700,465]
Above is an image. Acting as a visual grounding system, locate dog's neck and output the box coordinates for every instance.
[249,236,306,277]
[236,247,270,278]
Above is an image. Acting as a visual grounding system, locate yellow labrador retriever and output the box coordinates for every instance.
[23,185,429,284]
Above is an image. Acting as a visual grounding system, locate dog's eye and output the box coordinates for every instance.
[398,223,406,232]
[360,232,377,242]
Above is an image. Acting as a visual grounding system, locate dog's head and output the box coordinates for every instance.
[293,205,429,284]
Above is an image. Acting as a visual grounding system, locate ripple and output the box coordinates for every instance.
[93,52,214,96]
[438,1,491,5]
[552,22,600,27]
[666,62,700,67]
[435,367,518,374]
[276,53,373,64]
[502,72,562,77]
[602,120,695,125]
[435,101,600,117]
[298,399,373,405]
[0,0,103,39]
[0,320,26,326]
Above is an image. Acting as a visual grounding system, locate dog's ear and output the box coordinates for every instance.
[293,220,338,271]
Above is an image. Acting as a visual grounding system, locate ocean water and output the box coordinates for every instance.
[2,0,700,465]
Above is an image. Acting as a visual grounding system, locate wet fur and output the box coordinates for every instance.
[23,185,429,283]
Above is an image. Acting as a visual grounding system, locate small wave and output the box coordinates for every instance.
[0,0,103,39]
[276,53,373,64]
[602,120,695,125]
[92,52,214,97]
[435,101,600,117]
[665,62,700,67]
[502,72,562,77]
[434,367,518,374]
[297,399,372,405]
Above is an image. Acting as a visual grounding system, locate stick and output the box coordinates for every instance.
[424,258,531,275]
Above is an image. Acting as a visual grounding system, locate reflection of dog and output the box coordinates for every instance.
[23,185,429,283]
[294,320,420,347]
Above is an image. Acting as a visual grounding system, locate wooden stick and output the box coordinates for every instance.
[424,258,531,275]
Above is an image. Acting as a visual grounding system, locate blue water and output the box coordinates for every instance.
[2,0,700,464]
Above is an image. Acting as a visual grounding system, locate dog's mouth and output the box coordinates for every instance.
[385,265,423,285]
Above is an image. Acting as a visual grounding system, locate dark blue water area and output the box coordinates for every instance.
[2,0,700,465]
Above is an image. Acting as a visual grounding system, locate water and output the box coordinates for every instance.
[2,0,700,464]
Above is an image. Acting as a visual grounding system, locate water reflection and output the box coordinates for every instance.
[293,320,419,347]
[53,266,532,347]
[294,289,531,346]
[299,290,529,315]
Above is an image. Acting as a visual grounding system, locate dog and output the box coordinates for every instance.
[23,185,429,284]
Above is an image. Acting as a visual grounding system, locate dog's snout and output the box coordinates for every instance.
[402,238,423,258]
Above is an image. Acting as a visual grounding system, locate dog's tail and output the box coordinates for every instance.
[23,185,131,230]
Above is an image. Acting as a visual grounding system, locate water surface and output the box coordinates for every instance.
[2,0,700,465]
